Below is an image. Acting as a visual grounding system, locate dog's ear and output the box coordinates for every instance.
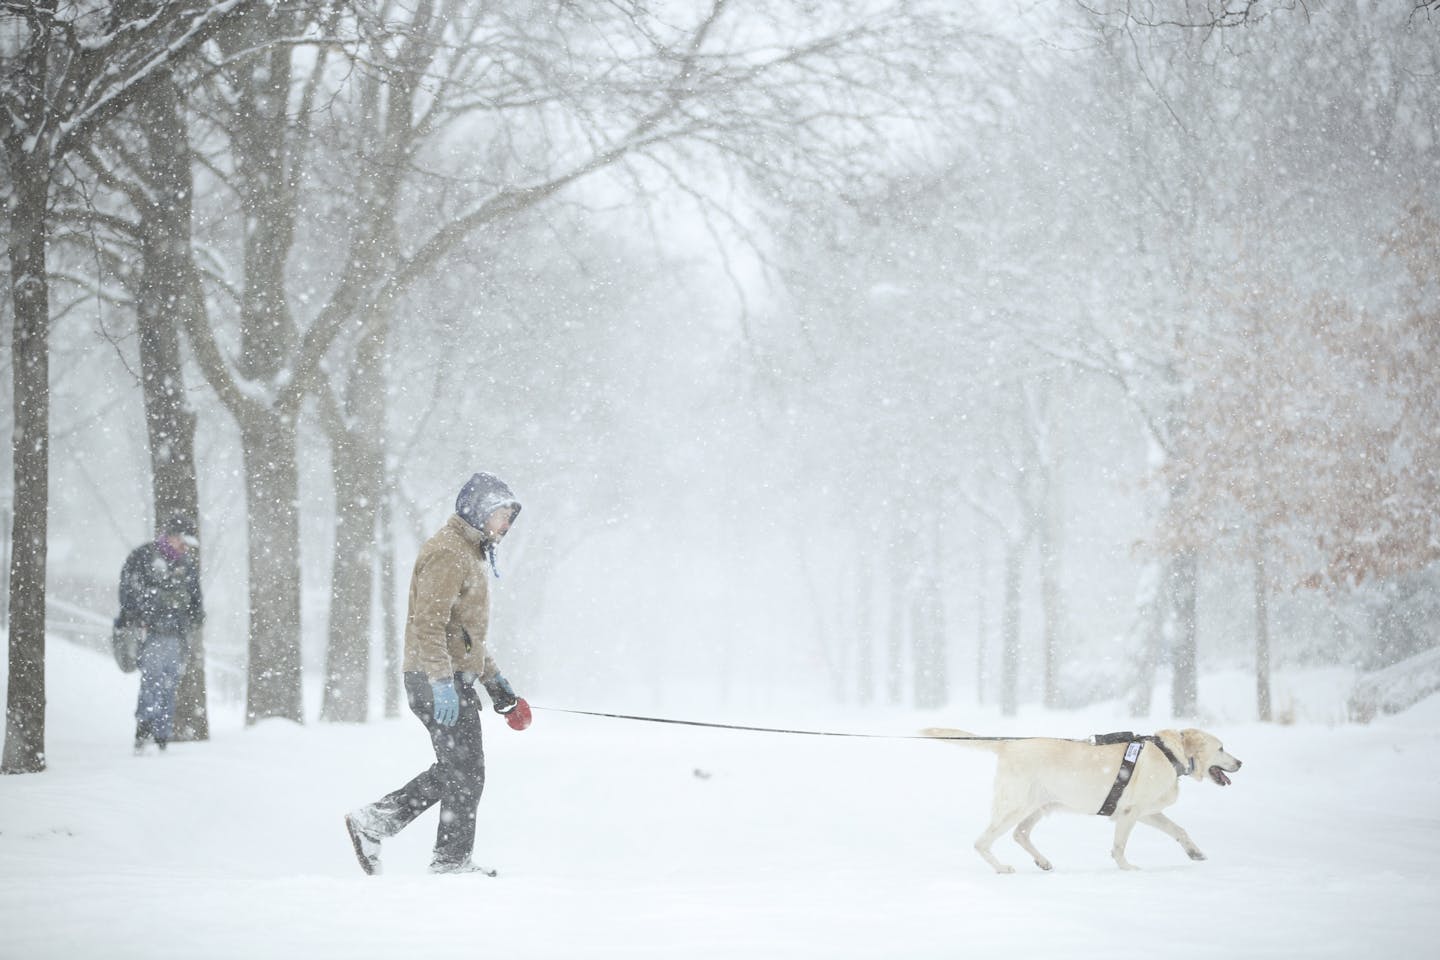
[1180,729,1210,775]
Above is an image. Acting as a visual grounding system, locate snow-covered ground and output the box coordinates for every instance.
[3,641,1439,959]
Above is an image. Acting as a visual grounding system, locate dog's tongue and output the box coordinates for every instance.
[1210,766,1231,786]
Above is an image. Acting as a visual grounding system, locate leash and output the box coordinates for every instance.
[532,706,1027,742]
[536,707,1194,818]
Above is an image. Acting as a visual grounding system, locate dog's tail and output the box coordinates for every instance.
[919,727,1002,749]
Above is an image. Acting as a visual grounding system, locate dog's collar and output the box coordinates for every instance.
[1145,735,1194,777]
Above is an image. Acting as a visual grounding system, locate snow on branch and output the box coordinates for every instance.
[55,0,251,158]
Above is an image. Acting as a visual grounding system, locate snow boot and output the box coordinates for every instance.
[428,858,497,877]
[134,721,151,754]
[344,812,383,876]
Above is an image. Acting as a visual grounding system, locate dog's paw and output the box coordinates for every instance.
[1187,849,1207,861]
[994,864,1016,875]
[1034,858,1053,872]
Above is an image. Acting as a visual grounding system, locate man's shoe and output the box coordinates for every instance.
[134,721,150,754]
[344,813,382,876]
[428,858,497,877]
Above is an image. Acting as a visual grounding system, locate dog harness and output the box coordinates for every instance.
[1094,733,1195,816]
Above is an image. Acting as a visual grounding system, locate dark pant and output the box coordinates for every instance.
[366,672,486,867]
[135,632,187,742]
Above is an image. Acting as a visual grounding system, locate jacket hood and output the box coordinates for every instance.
[455,471,521,533]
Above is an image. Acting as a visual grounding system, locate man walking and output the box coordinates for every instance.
[345,471,532,875]
[118,512,204,753]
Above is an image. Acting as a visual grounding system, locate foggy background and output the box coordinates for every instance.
[5,0,1439,731]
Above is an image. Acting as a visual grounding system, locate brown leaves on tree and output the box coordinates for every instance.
[1162,201,1439,589]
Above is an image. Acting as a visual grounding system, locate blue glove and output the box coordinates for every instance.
[431,679,459,727]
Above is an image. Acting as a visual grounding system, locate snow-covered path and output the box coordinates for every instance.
[3,642,1438,959]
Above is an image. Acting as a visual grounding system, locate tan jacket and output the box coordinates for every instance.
[403,514,502,683]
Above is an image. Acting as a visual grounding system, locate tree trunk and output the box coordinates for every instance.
[1254,535,1272,722]
[1127,562,1163,717]
[213,9,306,725]
[380,493,401,719]
[320,449,377,722]
[135,73,208,741]
[912,524,947,709]
[1038,506,1063,709]
[885,540,907,705]
[3,158,51,775]
[1,508,10,631]
[1169,547,1199,717]
[1000,540,1022,717]
[1031,384,1065,710]
[855,539,874,706]
[911,587,946,707]
[796,532,844,703]
[974,532,988,705]
[241,415,304,724]
[320,328,386,722]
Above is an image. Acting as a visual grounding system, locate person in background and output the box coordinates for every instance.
[117,512,204,753]
[345,471,533,876]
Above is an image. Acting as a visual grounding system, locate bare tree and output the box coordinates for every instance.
[2,0,248,774]
[295,0,986,719]
[73,66,213,738]
[179,0,346,723]
[129,71,211,739]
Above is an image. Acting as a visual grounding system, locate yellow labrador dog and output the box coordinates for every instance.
[921,727,1242,873]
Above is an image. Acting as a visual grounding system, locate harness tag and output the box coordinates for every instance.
[1097,739,1146,816]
